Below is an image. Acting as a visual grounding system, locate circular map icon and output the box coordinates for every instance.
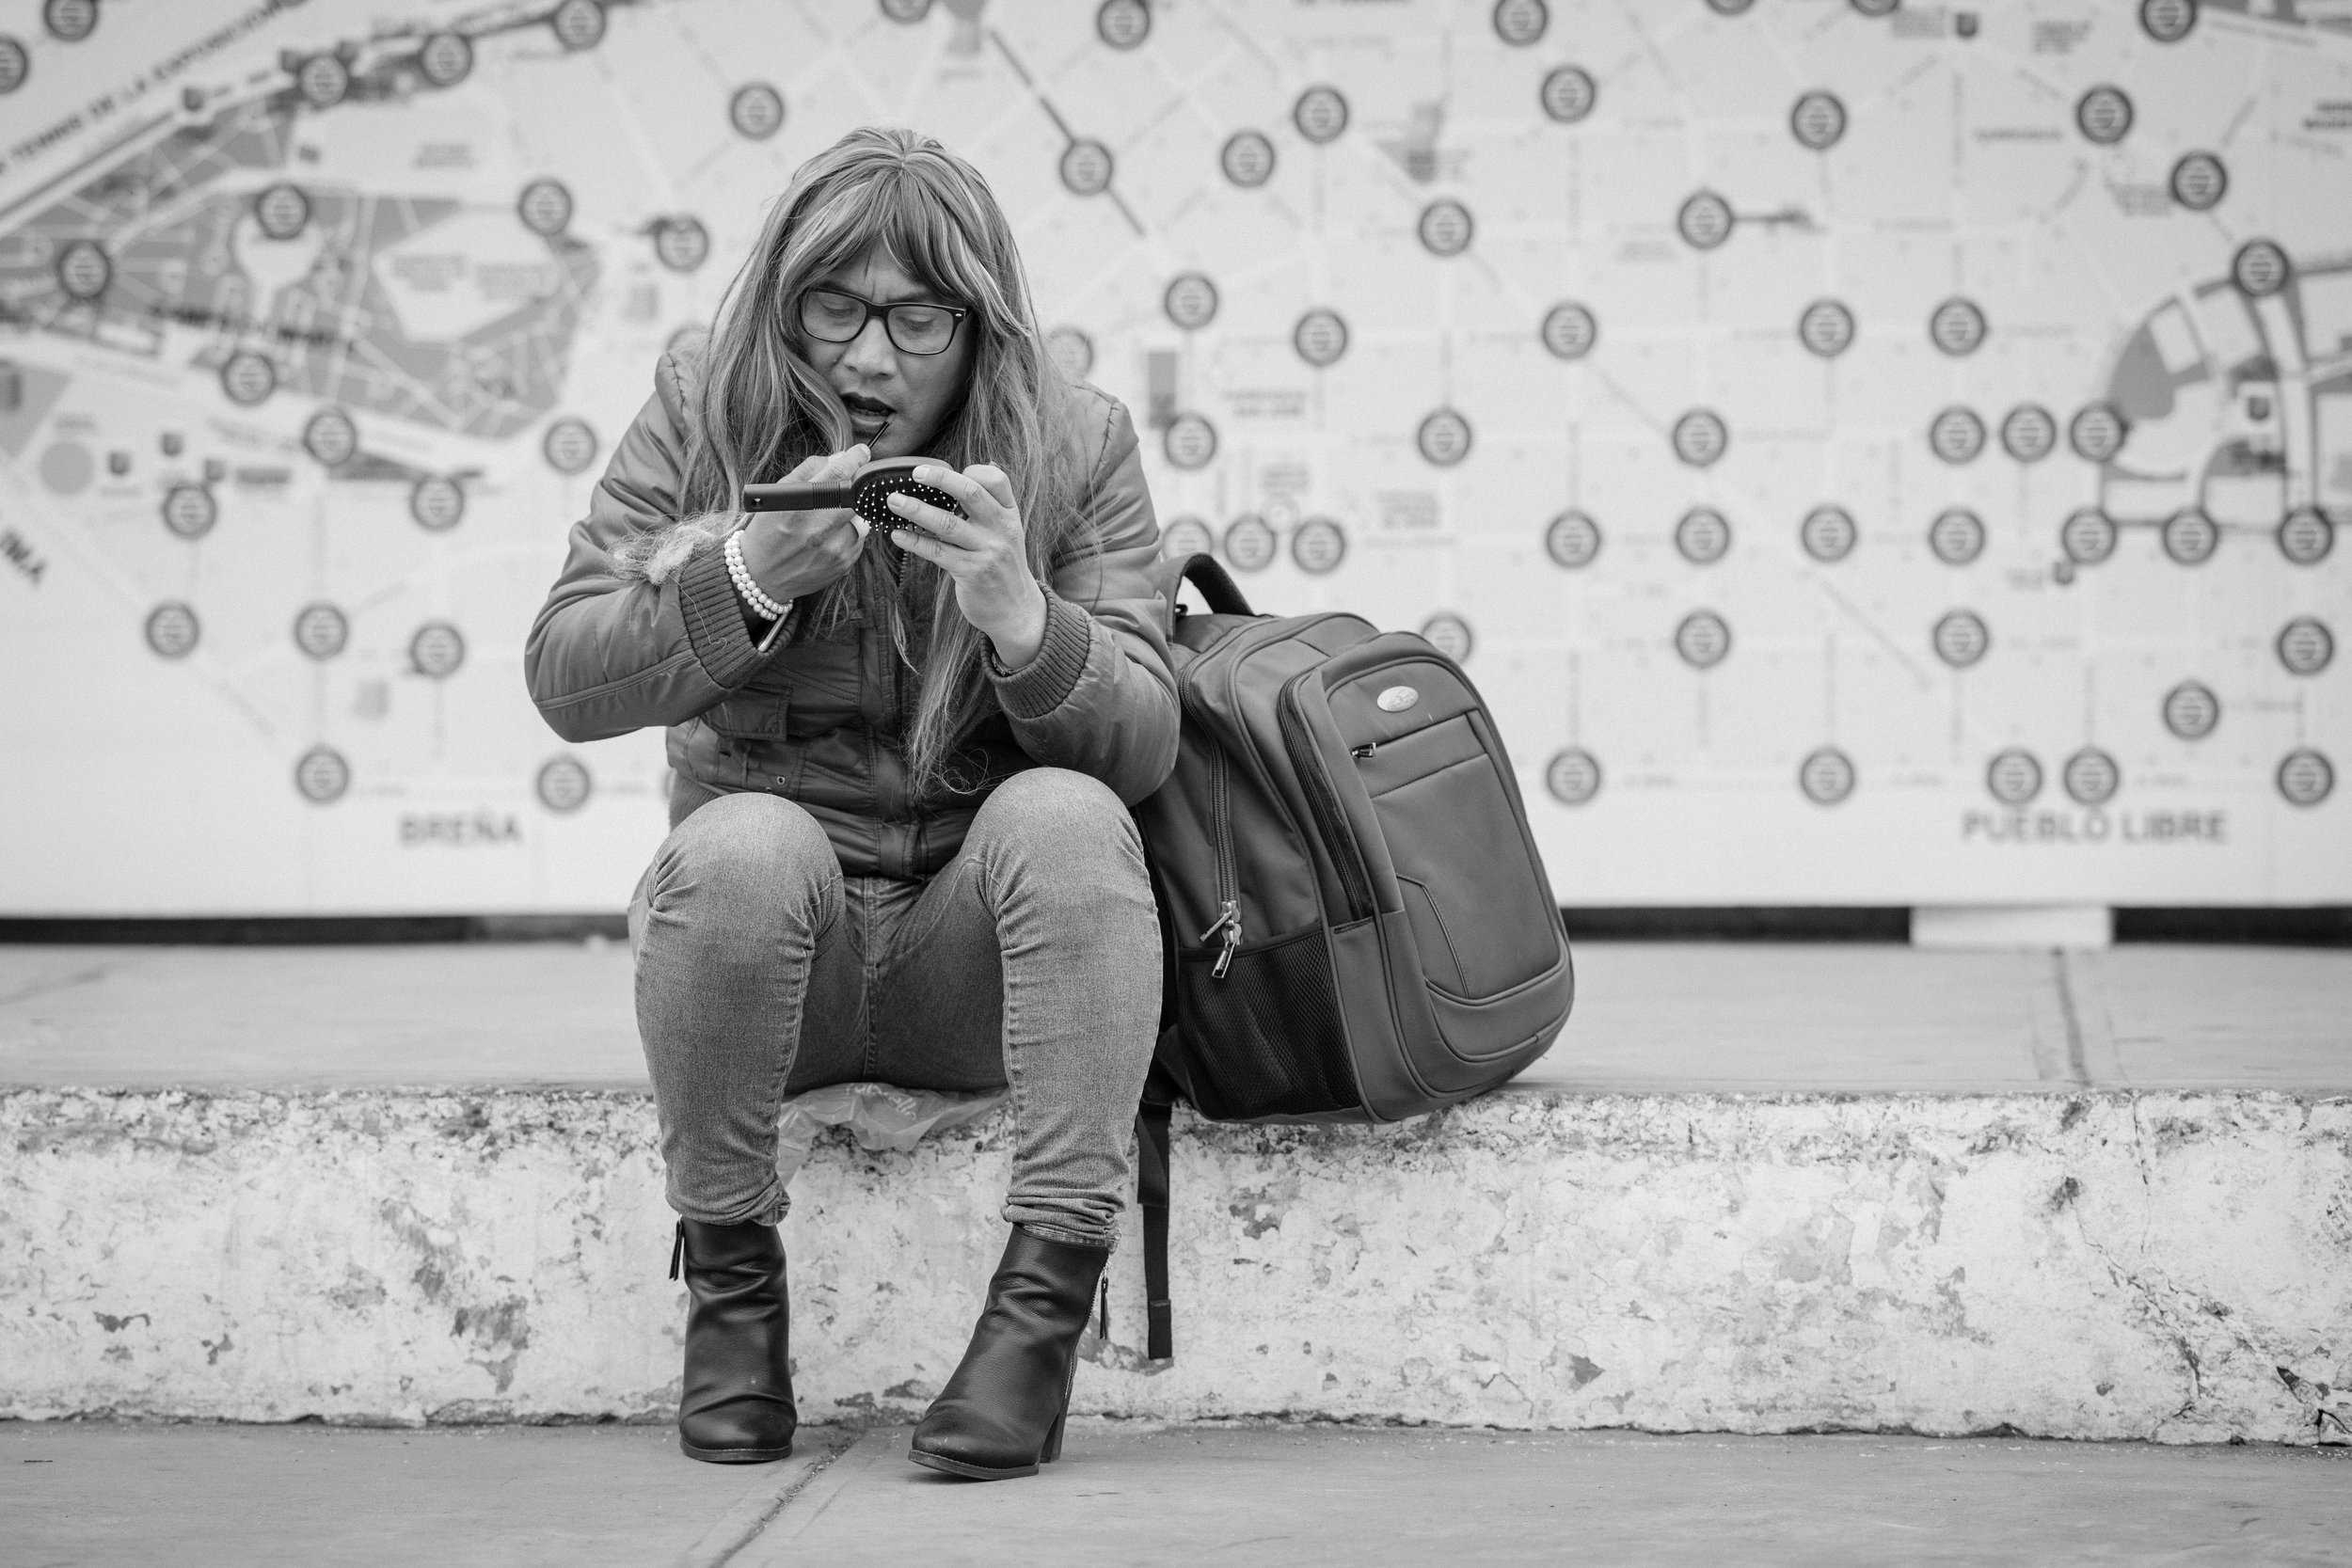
[2140,0,2198,43]
[2278,749,2334,808]
[1164,413,1217,469]
[2076,85,2133,144]
[1164,272,1218,330]
[56,239,109,300]
[418,32,472,87]
[303,408,358,467]
[536,755,593,813]
[1295,309,1349,368]
[1677,507,1731,564]
[43,0,97,41]
[1417,408,1472,466]
[255,182,310,240]
[1930,508,1985,565]
[1293,517,1346,574]
[1675,610,1732,670]
[1541,302,1597,359]
[1220,130,1276,187]
[2278,507,2334,564]
[1418,199,1473,257]
[410,621,467,680]
[2001,404,2058,463]
[220,351,276,407]
[1046,325,1095,381]
[1098,0,1151,48]
[1930,297,1987,356]
[1799,747,1856,805]
[1798,298,1854,357]
[1932,610,1991,669]
[653,216,710,272]
[1224,514,1277,572]
[2060,508,2119,565]
[1294,86,1348,144]
[297,54,350,110]
[161,484,217,540]
[2162,680,2220,740]
[1492,0,1548,45]
[517,179,573,236]
[1545,748,1601,806]
[2162,508,2219,565]
[2069,404,2127,463]
[2169,151,2226,211]
[1987,749,2043,806]
[1541,66,1597,123]
[145,602,199,660]
[1677,191,1734,250]
[1673,409,1728,467]
[1929,406,1985,464]
[730,83,785,140]
[551,0,607,50]
[543,417,598,475]
[295,746,351,805]
[1160,516,1214,560]
[2232,239,2290,298]
[294,602,349,661]
[1544,511,1602,569]
[1790,90,1845,150]
[1802,504,1858,562]
[2277,617,2334,676]
[1059,139,1115,195]
[411,475,466,531]
[0,39,27,95]
[1420,613,1474,663]
[2063,747,2121,806]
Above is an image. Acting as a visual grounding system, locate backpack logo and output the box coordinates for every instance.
[1375,685,1420,712]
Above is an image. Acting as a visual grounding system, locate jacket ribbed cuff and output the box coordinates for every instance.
[676,540,767,689]
[988,592,1092,721]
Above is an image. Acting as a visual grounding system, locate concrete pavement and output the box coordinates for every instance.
[8,1420,2348,1567]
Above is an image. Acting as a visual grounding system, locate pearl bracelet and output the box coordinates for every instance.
[723,530,791,625]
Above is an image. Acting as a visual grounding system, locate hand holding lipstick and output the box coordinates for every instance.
[735,443,872,606]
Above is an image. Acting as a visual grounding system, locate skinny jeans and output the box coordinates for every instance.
[629,766,1161,1249]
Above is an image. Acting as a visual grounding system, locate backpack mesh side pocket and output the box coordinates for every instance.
[1174,926,1359,1119]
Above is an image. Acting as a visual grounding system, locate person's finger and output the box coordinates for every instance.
[910,463,1002,520]
[885,490,981,546]
[784,452,826,481]
[962,464,1017,513]
[820,442,871,480]
[888,526,965,572]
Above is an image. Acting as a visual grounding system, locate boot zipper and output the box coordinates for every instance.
[668,1217,685,1281]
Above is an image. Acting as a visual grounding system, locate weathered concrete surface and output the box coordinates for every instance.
[7,1084,2348,1442]
[11,1421,2350,1568]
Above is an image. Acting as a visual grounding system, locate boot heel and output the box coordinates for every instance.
[1041,1405,1068,1465]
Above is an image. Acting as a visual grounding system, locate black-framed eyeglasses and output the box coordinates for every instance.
[798,286,969,356]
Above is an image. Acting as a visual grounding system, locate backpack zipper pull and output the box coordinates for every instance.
[1351,741,1378,759]
[1200,900,1243,979]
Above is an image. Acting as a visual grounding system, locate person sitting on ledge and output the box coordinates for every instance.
[524,124,1177,1481]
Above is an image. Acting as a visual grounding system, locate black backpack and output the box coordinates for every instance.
[1128,555,1574,1356]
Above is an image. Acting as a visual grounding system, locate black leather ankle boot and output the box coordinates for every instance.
[670,1216,797,1464]
[908,1226,1109,1481]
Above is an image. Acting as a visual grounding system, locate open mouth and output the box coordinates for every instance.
[841,393,896,439]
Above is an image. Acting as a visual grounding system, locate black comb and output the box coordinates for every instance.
[742,458,965,578]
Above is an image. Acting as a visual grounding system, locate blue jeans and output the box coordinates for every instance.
[630,768,1161,1248]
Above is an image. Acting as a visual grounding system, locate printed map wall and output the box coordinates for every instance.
[0,0,2345,912]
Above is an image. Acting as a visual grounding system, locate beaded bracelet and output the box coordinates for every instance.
[723,530,791,625]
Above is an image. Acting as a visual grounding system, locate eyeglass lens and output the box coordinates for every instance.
[801,289,961,355]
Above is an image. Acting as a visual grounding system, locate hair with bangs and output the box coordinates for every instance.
[677,125,1086,800]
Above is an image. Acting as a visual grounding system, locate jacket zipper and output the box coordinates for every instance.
[1279,676,1375,924]
[1198,744,1242,978]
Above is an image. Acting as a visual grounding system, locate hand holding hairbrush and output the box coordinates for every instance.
[742,456,969,536]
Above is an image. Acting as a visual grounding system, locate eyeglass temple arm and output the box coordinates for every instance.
[742,479,857,513]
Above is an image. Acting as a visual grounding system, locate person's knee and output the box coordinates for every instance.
[977,768,1140,865]
[650,791,836,911]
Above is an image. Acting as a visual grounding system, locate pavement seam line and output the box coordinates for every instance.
[739,1426,902,1559]
[672,1434,847,1568]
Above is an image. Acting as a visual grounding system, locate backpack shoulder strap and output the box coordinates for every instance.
[1147,551,1253,621]
[1136,1056,1181,1361]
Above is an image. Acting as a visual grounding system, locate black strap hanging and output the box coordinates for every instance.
[1136,1092,1175,1361]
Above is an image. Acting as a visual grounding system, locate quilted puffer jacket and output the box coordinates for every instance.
[525,344,1181,878]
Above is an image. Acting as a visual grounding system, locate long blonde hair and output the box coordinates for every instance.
[680,126,1086,799]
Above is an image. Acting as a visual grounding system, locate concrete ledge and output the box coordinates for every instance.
[8,1083,2348,1443]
